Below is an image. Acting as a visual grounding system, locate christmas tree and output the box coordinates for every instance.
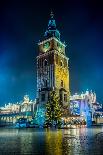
[45,91,62,127]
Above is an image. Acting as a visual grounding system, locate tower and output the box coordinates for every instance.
[36,12,69,107]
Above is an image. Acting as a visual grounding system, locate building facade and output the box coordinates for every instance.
[0,95,37,125]
[0,95,36,115]
[37,12,69,106]
[69,90,103,126]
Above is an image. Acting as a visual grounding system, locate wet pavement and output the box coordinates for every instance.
[0,127,103,155]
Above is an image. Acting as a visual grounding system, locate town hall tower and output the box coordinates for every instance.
[37,12,69,106]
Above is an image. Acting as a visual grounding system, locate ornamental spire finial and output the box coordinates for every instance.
[50,10,54,19]
[44,11,60,40]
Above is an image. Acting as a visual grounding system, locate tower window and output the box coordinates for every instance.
[60,93,63,105]
[60,60,63,67]
[41,59,43,68]
[64,58,67,67]
[38,59,40,68]
[55,54,58,64]
[41,94,45,102]
[64,94,67,102]
[60,93,62,101]
[61,80,63,87]
[44,59,48,66]
[45,80,47,87]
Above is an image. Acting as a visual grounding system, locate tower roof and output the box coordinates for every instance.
[44,11,60,40]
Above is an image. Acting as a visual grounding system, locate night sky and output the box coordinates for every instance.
[0,0,103,106]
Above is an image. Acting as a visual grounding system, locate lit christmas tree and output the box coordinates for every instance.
[45,91,62,127]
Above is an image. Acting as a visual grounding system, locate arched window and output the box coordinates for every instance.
[64,94,67,102]
[60,60,63,67]
[61,80,63,87]
[44,59,48,66]
[41,94,45,102]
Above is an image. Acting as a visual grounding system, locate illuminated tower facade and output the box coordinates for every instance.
[37,12,69,107]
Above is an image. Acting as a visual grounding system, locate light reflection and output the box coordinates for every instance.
[45,129,63,155]
[19,132,33,154]
[63,129,81,154]
[0,128,103,154]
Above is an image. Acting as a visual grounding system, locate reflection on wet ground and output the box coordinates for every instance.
[0,127,103,155]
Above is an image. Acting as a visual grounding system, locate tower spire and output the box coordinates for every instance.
[44,11,60,40]
[50,10,54,19]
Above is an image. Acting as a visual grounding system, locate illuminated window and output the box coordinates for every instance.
[41,94,45,102]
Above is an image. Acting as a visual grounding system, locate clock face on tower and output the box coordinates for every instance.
[43,41,50,50]
[57,42,62,49]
